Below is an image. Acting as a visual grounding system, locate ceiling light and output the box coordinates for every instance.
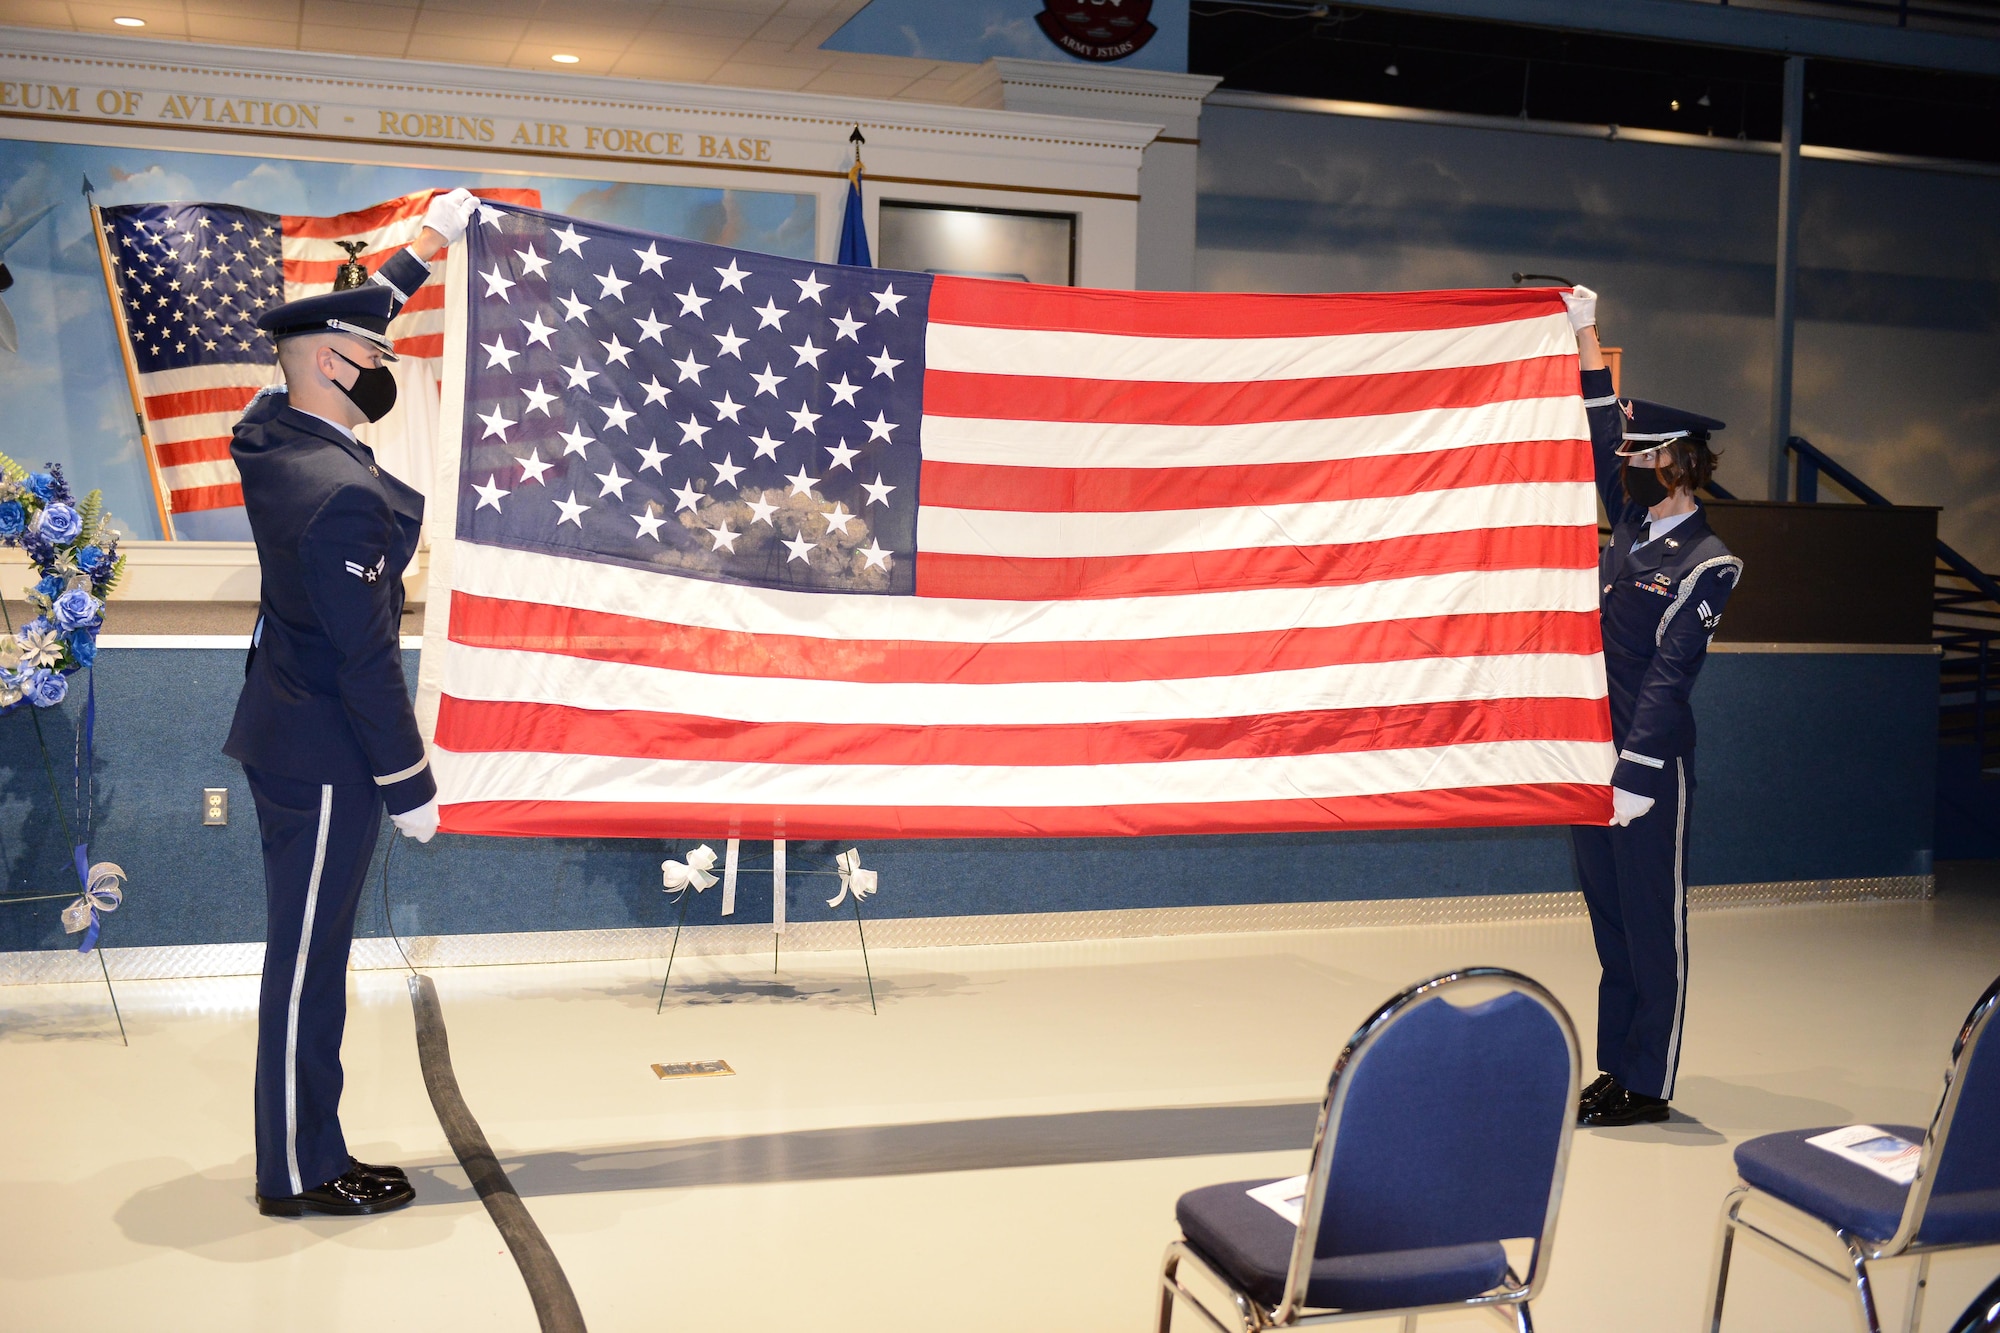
[113,15,146,25]
[1670,99,1680,111]
[1384,63,1399,77]
[551,53,580,64]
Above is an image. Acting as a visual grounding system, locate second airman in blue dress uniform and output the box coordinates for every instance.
[1561,286,1744,1128]
[229,188,480,1217]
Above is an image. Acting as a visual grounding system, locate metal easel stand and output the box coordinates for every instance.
[655,855,878,1016]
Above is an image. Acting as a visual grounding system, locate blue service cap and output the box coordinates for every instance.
[1615,397,1725,456]
[255,283,399,360]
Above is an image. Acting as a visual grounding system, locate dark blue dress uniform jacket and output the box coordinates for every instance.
[1583,366,1744,799]
[222,251,435,814]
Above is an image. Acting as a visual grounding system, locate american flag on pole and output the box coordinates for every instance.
[418,203,1616,839]
[96,187,537,539]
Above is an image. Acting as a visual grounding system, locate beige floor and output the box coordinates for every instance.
[4,869,1998,1332]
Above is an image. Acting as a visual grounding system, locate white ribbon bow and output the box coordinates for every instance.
[61,861,126,935]
[826,848,878,909]
[661,844,719,899]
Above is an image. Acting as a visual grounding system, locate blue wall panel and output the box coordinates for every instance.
[0,647,1936,954]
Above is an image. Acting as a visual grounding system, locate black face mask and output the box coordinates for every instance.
[331,350,398,424]
[1622,459,1671,509]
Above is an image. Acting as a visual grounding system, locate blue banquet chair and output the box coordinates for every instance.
[1157,967,1580,1332]
[1705,973,2000,1333]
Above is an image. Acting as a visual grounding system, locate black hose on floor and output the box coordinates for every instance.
[406,972,588,1333]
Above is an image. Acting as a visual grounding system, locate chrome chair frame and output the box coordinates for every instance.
[1158,967,1582,1333]
[1705,975,2000,1333]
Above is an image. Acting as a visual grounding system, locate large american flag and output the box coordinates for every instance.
[419,203,1615,839]
[97,188,537,538]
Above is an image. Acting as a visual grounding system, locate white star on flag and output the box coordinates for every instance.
[552,223,588,255]
[600,334,633,366]
[872,285,905,315]
[710,454,744,488]
[634,310,669,343]
[825,439,859,470]
[639,375,671,407]
[783,532,815,563]
[868,347,902,379]
[473,476,508,511]
[712,391,744,423]
[749,428,783,460]
[554,490,589,526]
[750,364,786,397]
[671,480,702,512]
[633,504,667,539]
[673,351,708,384]
[558,291,591,323]
[478,405,515,439]
[518,447,554,485]
[633,242,670,276]
[558,425,596,457]
[827,375,861,407]
[861,475,895,506]
[754,298,786,329]
[714,326,747,359]
[601,398,636,432]
[676,286,710,318]
[830,309,864,341]
[636,439,670,473]
[794,270,827,303]
[521,380,557,415]
[520,312,556,347]
[785,467,819,498]
[678,414,711,446]
[516,244,551,279]
[480,265,515,301]
[822,503,857,536]
[595,267,631,301]
[859,539,893,570]
[482,337,518,371]
[562,357,599,390]
[746,495,778,526]
[788,401,821,434]
[476,202,504,228]
[595,463,631,498]
[864,412,898,442]
[708,522,741,552]
[714,258,749,291]
[791,337,825,369]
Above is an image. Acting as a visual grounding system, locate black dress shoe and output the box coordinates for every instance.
[350,1156,409,1183]
[1579,1085,1670,1127]
[257,1164,415,1217]
[1578,1072,1618,1119]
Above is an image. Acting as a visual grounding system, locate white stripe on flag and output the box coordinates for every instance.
[919,396,1588,469]
[440,643,1607,727]
[434,738,1617,809]
[915,482,1596,559]
[158,459,245,491]
[445,542,1598,644]
[923,311,1573,383]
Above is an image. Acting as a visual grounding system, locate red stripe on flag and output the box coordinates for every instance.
[438,783,1613,839]
[281,194,429,240]
[927,276,1567,339]
[435,695,1610,768]
[920,439,1592,513]
[391,333,445,358]
[143,385,261,419]
[153,435,234,470]
[915,525,1598,601]
[923,356,1575,425]
[398,284,445,313]
[448,594,1603,684]
[169,481,244,513]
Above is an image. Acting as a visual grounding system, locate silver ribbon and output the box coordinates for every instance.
[61,861,126,935]
[826,848,878,909]
[661,844,719,900]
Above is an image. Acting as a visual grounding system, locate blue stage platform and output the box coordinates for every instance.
[0,644,1938,956]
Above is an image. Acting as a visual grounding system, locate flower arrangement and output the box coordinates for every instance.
[0,454,124,712]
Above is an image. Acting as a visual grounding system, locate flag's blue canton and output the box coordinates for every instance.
[100,203,284,374]
[458,205,930,597]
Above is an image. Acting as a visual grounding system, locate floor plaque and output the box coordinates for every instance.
[652,1059,735,1080]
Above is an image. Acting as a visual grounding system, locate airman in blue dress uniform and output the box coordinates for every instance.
[1561,286,1744,1128]
[228,188,480,1217]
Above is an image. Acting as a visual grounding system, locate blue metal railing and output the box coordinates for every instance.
[1786,435,2000,771]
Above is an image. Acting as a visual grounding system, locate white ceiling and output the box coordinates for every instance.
[0,0,984,102]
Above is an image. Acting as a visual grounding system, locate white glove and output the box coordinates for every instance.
[391,797,440,844]
[420,188,480,247]
[1561,284,1598,333]
[1608,787,1655,827]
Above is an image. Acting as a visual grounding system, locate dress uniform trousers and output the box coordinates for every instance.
[248,768,385,1199]
[1569,758,1694,1101]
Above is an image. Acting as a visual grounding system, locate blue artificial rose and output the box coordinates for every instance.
[36,503,80,545]
[25,473,54,502]
[53,587,102,631]
[0,501,25,538]
[76,545,111,577]
[65,630,97,668]
[33,573,63,601]
[23,668,66,708]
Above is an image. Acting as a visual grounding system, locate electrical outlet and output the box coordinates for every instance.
[202,788,228,826]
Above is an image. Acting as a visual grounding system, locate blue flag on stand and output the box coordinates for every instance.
[837,155,870,268]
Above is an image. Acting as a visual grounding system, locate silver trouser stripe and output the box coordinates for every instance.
[1582,393,1619,408]
[1663,758,1690,1098]
[284,784,336,1197]
[1619,749,1665,769]
[374,759,429,787]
